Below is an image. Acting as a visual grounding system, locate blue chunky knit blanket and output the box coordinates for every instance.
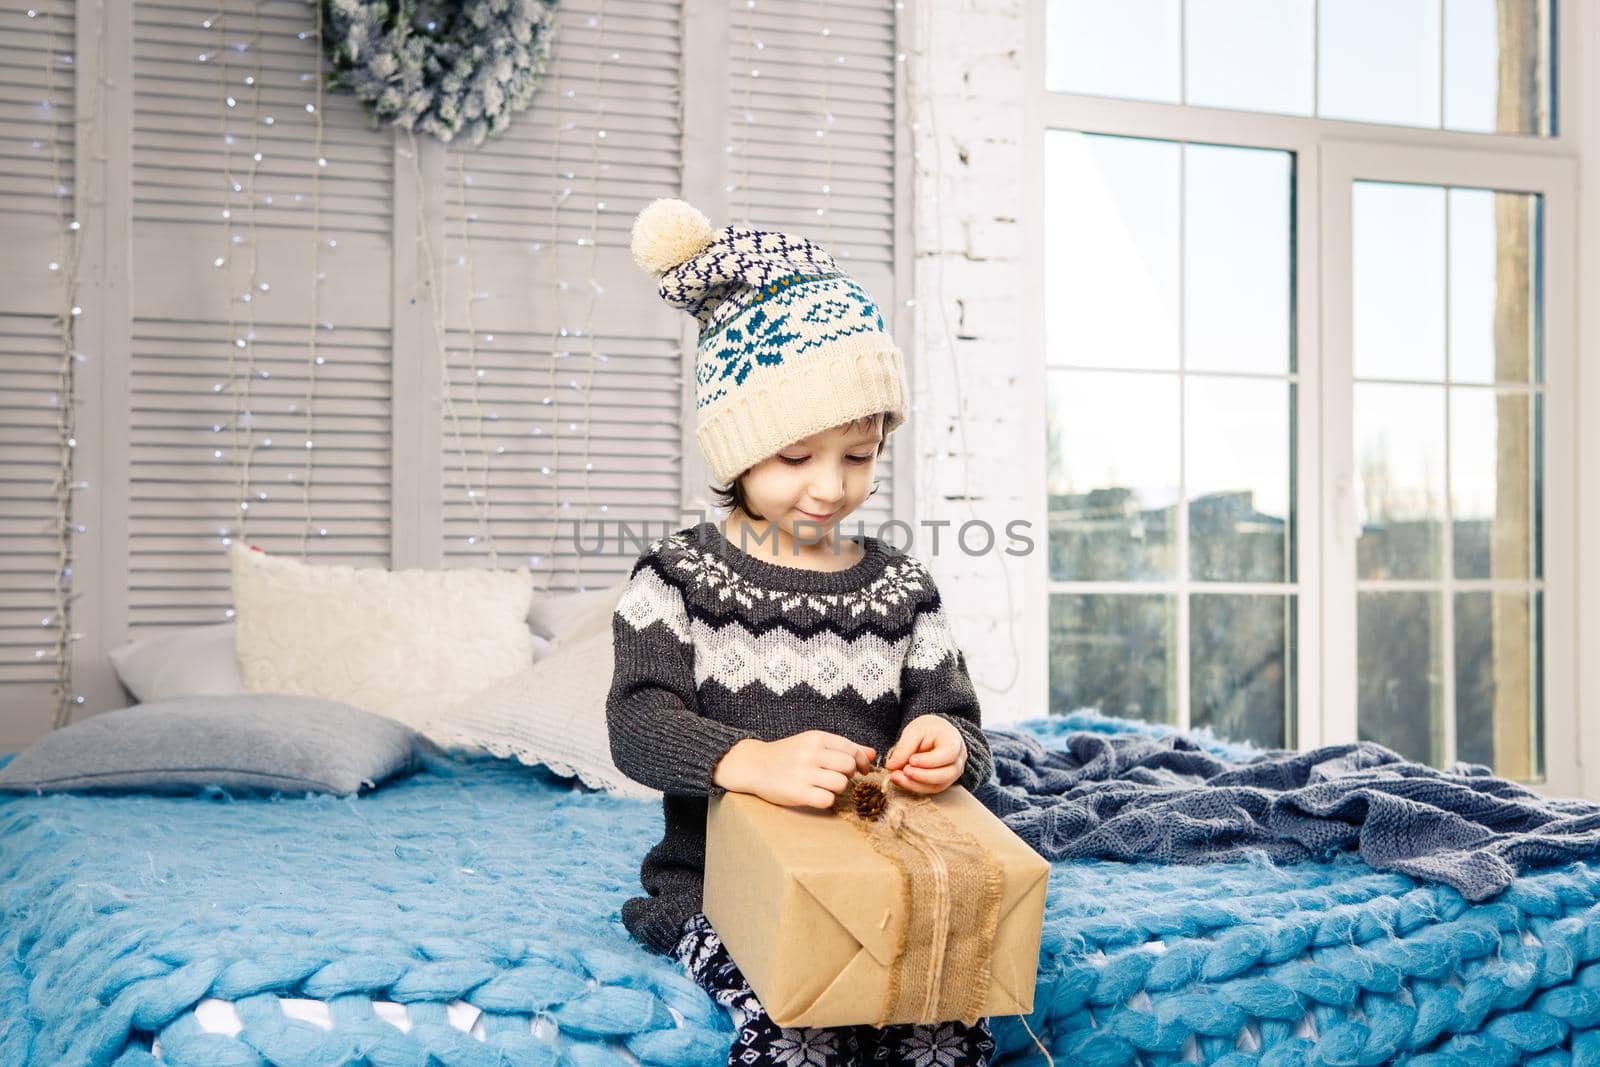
[975,723,1600,903]
[7,711,1600,1066]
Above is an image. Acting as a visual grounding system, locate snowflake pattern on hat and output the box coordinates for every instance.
[696,275,891,409]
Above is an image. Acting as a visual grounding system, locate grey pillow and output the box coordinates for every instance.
[0,694,422,796]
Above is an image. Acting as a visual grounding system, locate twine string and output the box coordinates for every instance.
[884,801,951,1022]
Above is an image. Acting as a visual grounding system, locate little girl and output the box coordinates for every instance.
[607,199,997,1067]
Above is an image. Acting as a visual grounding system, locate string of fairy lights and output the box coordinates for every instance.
[401,2,613,590]
[451,148,500,562]
[35,0,101,727]
[819,1,836,249]
[533,69,573,580]
[220,0,265,544]
[733,0,844,250]
[212,0,336,621]
[524,8,606,593]
[409,131,492,559]
[735,0,754,224]
[299,0,325,558]
[554,3,609,593]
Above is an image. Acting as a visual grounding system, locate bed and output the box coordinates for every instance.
[7,711,1600,1067]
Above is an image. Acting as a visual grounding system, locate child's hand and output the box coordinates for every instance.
[884,715,967,795]
[721,731,877,810]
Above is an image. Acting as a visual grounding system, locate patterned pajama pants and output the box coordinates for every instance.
[673,912,997,1067]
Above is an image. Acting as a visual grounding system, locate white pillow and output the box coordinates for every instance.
[107,623,245,702]
[552,575,629,646]
[228,543,536,732]
[420,575,657,800]
[527,583,626,643]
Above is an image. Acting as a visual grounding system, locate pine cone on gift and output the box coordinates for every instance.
[851,775,889,821]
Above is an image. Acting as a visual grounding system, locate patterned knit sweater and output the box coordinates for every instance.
[605,520,996,957]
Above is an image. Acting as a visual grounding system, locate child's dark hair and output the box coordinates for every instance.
[709,412,888,522]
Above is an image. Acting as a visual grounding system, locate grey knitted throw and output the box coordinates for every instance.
[973,726,1600,902]
[606,522,995,956]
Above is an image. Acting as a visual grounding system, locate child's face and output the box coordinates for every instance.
[738,415,884,534]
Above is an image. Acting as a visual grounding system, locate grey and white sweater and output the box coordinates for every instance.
[605,520,995,956]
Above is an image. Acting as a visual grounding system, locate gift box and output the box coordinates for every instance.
[703,768,1050,1029]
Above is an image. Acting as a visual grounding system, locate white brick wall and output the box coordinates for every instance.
[904,0,1037,725]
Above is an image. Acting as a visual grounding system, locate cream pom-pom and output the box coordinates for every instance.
[631,198,716,275]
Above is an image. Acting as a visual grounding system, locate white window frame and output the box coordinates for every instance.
[1320,141,1577,794]
[1019,1,1591,796]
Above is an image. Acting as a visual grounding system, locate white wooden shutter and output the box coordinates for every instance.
[435,0,685,593]
[0,0,910,723]
[0,0,76,716]
[130,0,395,626]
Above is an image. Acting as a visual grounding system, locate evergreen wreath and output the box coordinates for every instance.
[312,0,558,147]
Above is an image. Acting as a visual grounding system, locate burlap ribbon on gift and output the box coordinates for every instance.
[833,767,1005,1028]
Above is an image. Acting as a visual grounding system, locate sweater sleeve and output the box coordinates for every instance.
[606,550,761,798]
[898,578,994,794]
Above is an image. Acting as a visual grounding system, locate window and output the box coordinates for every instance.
[1030,0,1576,790]
[1044,133,1298,748]
[1350,181,1543,776]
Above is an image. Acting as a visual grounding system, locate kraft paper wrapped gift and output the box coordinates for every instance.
[703,768,1050,1029]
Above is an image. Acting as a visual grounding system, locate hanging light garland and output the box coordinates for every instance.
[504,2,605,594]
[36,0,101,728]
[213,0,337,583]
[735,0,754,224]
[448,147,500,562]
[405,126,495,560]
[819,0,836,250]
[731,0,845,260]
[563,2,607,592]
[531,30,574,586]
[414,0,610,584]
[299,0,327,557]
[219,0,267,544]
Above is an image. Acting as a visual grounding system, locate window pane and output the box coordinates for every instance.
[1185,0,1314,115]
[1049,594,1176,724]
[1043,0,1553,138]
[1191,594,1295,749]
[1448,188,1541,384]
[1187,377,1293,582]
[1444,0,1554,135]
[1045,0,1181,102]
[1359,590,1444,766]
[1356,384,1446,580]
[1047,370,1180,581]
[1455,591,1542,780]
[1353,182,1445,381]
[1451,390,1538,580]
[1045,132,1180,370]
[1184,144,1294,375]
[1319,0,1441,127]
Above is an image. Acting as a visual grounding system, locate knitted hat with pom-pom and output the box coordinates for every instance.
[629,198,909,485]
